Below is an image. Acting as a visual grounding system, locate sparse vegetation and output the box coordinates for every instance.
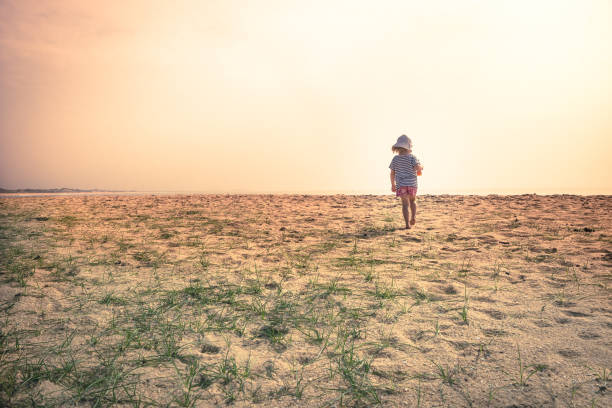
[0,194,610,407]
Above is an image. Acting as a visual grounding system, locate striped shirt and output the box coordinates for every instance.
[389,154,421,188]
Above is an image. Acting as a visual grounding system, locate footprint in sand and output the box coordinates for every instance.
[558,349,581,358]
[482,328,508,337]
[472,296,496,303]
[577,330,601,339]
[562,310,591,317]
[441,246,460,252]
[483,309,507,320]
[401,236,422,242]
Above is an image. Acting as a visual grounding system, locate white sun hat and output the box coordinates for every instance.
[393,135,412,150]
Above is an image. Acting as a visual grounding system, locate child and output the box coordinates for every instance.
[389,135,423,229]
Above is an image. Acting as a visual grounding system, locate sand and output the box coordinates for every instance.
[0,194,610,407]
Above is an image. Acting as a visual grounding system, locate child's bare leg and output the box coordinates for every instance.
[401,196,411,229]
[409,195,417,225]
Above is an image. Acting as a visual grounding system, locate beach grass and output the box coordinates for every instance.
[0,194,610,406]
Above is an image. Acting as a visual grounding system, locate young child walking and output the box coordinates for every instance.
[389,135,423,229]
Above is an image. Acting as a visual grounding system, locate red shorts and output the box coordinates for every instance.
[396,186,417,197]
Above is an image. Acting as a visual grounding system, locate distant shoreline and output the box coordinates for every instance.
[0,188,124,194]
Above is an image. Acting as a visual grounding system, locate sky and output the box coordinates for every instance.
[1,0,611,194]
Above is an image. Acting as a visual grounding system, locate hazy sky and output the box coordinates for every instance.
[1,0,611,194]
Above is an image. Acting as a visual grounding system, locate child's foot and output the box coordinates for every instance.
[410,218,416,226]
[405,224,411,230]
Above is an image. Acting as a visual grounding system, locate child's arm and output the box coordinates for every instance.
[390,170,396,192]
[413,156,423,174]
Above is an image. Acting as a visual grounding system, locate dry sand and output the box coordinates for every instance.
[0,194,610,407]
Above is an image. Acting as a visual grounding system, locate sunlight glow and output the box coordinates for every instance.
[1,0,610,194]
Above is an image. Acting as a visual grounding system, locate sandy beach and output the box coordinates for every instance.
[1,194,610,407]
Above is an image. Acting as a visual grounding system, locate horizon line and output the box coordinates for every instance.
[1,187,611,197]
